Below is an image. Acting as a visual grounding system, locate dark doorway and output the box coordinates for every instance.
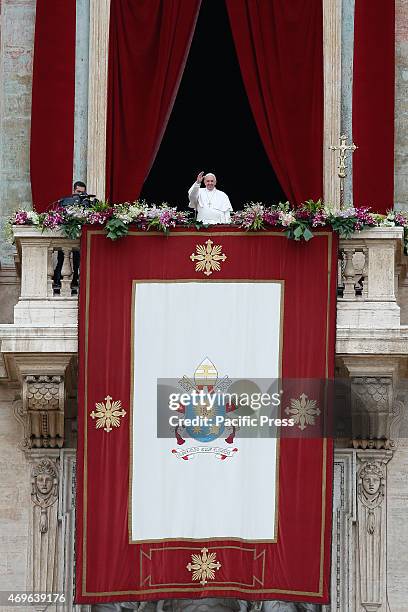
[141,0,286,209]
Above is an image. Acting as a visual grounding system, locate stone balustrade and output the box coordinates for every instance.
[13,226,79,326]
[337,226,405,330]
[10,225,407,332]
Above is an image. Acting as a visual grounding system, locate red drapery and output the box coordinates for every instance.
[105,0,201,203]
[30,0,76,212]
[352,0,395,213]
[76,228,335,604]
[225,0,324,205]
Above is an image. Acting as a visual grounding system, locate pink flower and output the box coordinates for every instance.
[394,213,407,227]
[13,211,29,224]
[88,210,112,225]
[263,211,280,226]
[294,208,310,221]
[311,210,327,227]
[159,209,176,228]
[43,211,64,229]
[355,207,375,226]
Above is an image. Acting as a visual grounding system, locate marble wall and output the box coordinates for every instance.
[0,0,36,264]
[387,441,408,612]
[379,6,408,605]
[0,388,30,594]
[395,0,408,211]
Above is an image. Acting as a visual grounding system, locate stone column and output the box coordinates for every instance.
[395,0,408,212]
[323,0,342,205]
[323,450,356,612]
[27,452,61,599]
[60,449,91,612]
[73,0,90,185]
[340,0,355,205]
[87,0,111,200]
[355,451,392,612]
[26,449,90,612]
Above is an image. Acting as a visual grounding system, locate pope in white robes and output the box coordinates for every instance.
[188,171,232,224]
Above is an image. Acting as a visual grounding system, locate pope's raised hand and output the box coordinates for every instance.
[196,171,205,184]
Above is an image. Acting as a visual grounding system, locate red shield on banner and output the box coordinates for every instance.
[75,227,335,605]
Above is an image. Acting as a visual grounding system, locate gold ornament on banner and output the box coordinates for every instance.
[190,239,227,276]
[285,393,320,431]
[186,548,221,586]
[90,395,126,433]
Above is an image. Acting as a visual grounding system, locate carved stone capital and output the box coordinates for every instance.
[23,375,65,448]
[11,355,77,451]
[338,356,406,449]
[351,376,393,449]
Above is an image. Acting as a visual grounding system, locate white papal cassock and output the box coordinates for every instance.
[188,182,233,223]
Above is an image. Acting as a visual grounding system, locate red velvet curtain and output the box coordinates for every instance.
[105,0,201,203]
[353,0,395,213]
[30,0,76,211]
[225,0,324,205]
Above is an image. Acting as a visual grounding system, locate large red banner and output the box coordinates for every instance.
[76,227,336,605]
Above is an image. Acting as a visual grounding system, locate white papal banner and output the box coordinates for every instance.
[131,281,282,542]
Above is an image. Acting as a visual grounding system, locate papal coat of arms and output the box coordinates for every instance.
[172,358,239,460]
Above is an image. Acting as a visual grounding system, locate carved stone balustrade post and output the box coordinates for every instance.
[60,247,74,297]
[338,227,404,329]
[341,246,358,299]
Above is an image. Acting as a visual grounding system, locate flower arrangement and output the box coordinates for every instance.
[7,199,408,247]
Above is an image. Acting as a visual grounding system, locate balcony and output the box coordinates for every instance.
[0,225,407,450]
[337,226,408,353]
[1,225,407,357]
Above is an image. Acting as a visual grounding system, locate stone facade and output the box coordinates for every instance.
[395,0,408,211]
[0,0,36,264]
[0,386,30,594]
[1,2,408,612]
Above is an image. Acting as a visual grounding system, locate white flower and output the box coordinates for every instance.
[27,211,40,224]
[128,204,145,218]
[115,212,133,223]
[65,205,88,219]
[279,211,296,226]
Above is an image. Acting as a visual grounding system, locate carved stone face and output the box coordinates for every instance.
[36,473,53,495]
[362,473,381,496]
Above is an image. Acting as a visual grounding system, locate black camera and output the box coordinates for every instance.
[59,193,97,208]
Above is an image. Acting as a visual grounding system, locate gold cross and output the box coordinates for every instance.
[200,364,216,377]
[329,134,357,207]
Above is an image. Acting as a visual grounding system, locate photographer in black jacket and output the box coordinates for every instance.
[54,181,91,291]
[58,180,95,208]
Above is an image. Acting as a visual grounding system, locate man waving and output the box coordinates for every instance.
[188,171,233,224]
